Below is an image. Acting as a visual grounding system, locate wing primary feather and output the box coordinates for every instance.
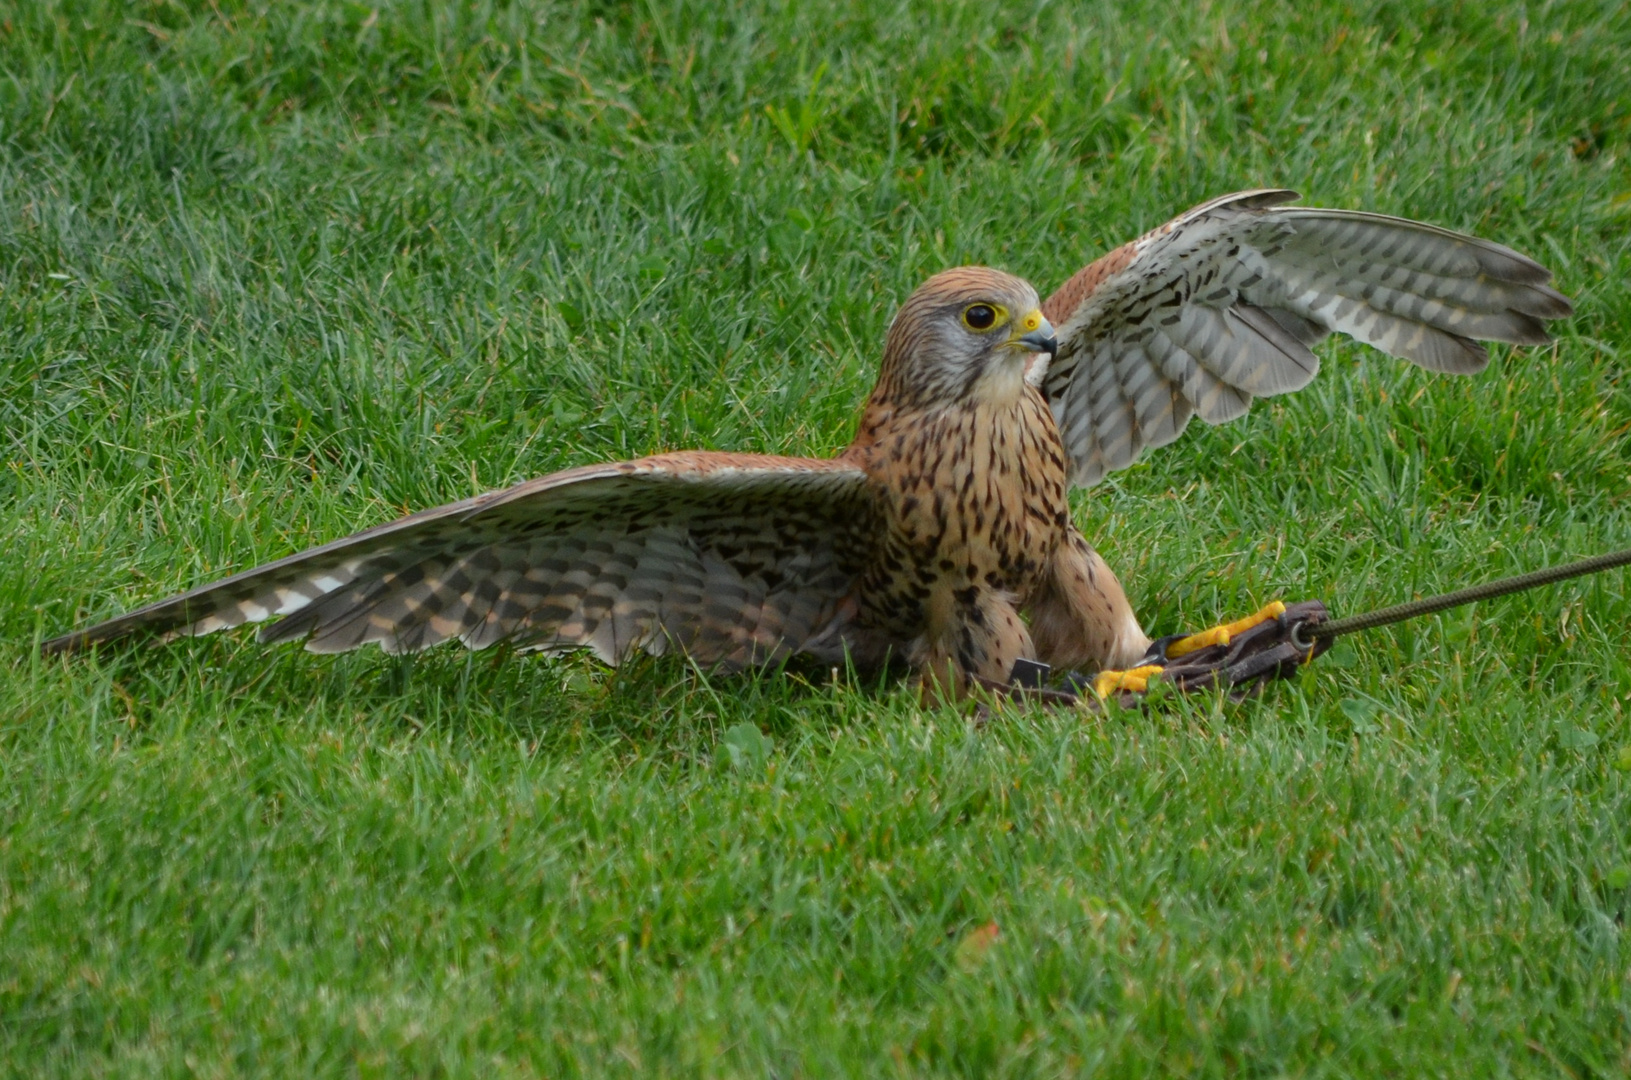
[1043,191,1571,485]
[1271,209,1564,287]
[47,456,875,671]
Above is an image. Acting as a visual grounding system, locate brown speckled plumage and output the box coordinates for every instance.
[46,192,1572,699]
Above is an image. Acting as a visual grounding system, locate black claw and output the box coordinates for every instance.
[1008,657,1051,689]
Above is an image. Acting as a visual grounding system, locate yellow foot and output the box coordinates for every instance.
[1093,664,1165,698]
[1166,601,1287,659]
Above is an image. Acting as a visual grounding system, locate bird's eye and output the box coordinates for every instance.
[962,304,998,331]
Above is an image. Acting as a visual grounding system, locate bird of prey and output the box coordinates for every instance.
[46,190,1572,700]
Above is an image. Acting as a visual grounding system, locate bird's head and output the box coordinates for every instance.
[875,266,1057,409]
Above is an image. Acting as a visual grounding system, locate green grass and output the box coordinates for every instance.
[3,0,1631,1074]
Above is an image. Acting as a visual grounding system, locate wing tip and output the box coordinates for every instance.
[1519,284,1574,321]
[1503,313,1561,347]
[40,630,85,656]
[41,615,153,656]
[1412,332,1491,374]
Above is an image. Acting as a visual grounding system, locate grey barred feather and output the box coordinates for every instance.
[45,455,876,669]
[1043,189,1573,486]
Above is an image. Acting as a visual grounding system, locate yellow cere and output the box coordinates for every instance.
[1019,309,1042,333]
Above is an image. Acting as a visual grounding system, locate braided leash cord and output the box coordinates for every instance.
[1294,547,1631,646]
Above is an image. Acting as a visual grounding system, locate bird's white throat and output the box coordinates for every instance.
[973,351,1045,406]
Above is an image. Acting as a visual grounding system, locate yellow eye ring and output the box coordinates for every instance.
[961,303,1009,332]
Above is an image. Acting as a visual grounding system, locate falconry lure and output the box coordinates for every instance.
[47,190,1572,700]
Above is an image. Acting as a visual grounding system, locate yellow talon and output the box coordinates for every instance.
[1093,664,1164,698]
[1166,601,1288,659]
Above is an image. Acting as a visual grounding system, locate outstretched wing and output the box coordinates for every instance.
[1041,189,1574,487]
[45,453,877,670]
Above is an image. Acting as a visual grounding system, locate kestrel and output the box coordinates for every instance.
[46,190,1572,700]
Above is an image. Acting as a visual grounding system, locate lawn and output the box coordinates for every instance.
[3,0,1630,1075]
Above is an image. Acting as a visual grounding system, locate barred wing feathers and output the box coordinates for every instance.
[1041,189,1573,487]
[45,453,876,670]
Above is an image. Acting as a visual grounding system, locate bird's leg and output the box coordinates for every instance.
[1080,601,1294,699]
[1161,602,1289,659]
[915,589,1036,704]
[1086,599,1335,705]
[1027,531,1315,701]
[1028,529,1152,677]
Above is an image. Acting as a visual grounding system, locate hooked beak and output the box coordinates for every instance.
[1012,313,1058,359]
